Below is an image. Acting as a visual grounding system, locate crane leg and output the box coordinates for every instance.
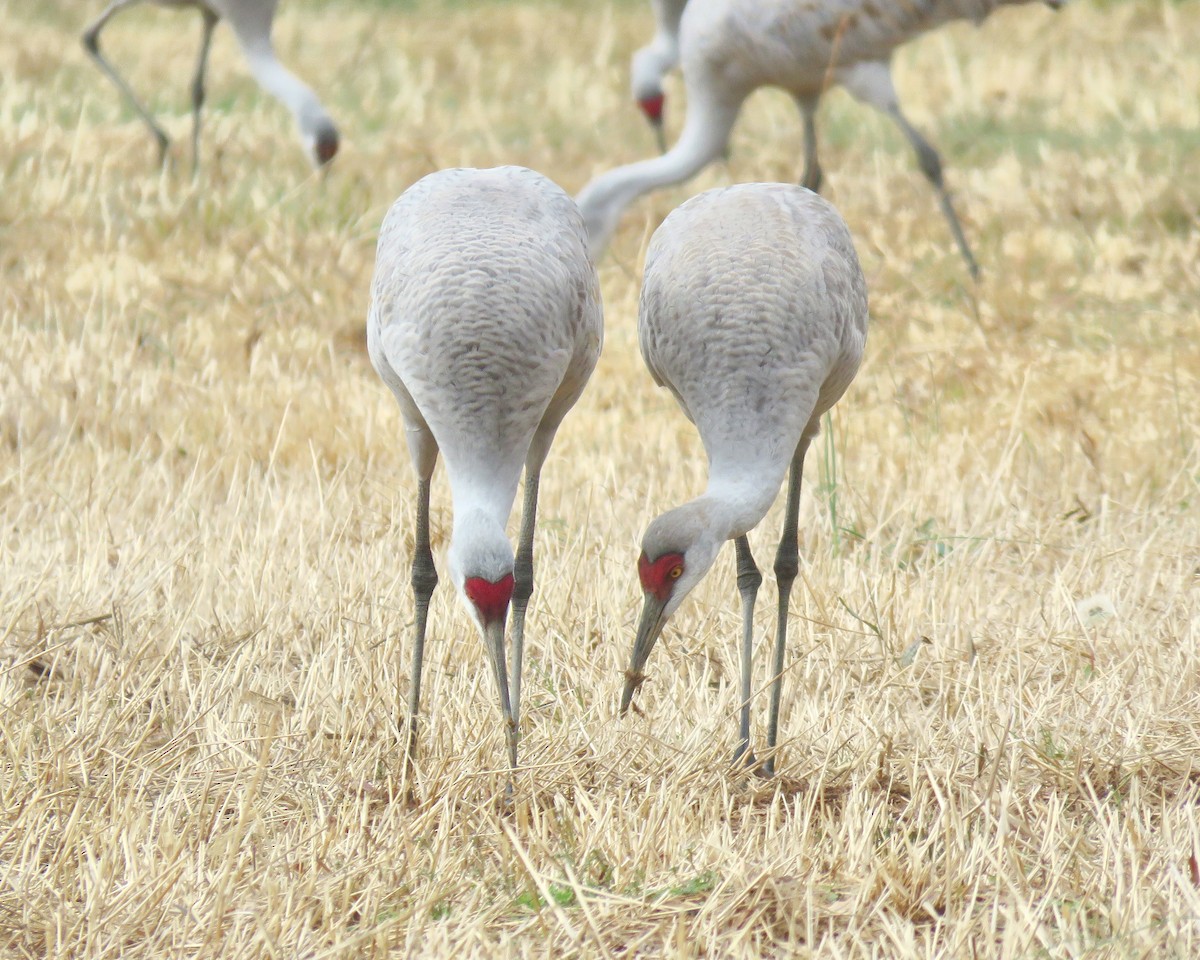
[732,535,761,768]
[763,439,810,777]
[81,0,171,165]
[405,476,438,776]
[837,60,980,278]
[189,8,219,178]
[796,95,823,193]
[508,469,541,765]
[886,106,981,280]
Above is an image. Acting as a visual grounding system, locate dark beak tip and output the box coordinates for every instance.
[315,133,339,166]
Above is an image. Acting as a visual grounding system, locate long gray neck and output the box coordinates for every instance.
[700,465,790,542]
[238,38,331,134]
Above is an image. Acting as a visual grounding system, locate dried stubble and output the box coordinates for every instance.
[2,0,1199,956]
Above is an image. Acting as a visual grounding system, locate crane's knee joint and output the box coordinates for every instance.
[737,567,763,594]
[81,29,100,54]
[917,143,943,186]
[411,564,438,598]
[774,551,799,584]
[512,558,534,601]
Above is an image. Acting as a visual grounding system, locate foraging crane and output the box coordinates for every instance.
[367,166,603,775]
[621,183,867,775]
[82,0,339,171]
[630,0,688,152]
[583,0,1071,276]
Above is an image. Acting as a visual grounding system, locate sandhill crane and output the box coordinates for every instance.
[630,0,688,152]
[368,166,603,778]
[621,183,868,775]
[583,0,1071,276]
[82,0,339,171]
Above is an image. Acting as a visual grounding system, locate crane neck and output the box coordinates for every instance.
[447,507,513,581]
[237,38,330,133]
[577,95,740,256]
[699,464,790,543]
[447,466,521,541]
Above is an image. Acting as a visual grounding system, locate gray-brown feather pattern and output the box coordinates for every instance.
[639,184,867,474]
[686,0,1031,95]
[369,167,602,483]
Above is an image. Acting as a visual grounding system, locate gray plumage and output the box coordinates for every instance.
[622,183,868,775]
[582,0,1071,274]
[368,166,603,779]
[82,0,339,171]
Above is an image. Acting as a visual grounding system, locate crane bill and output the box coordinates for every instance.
[620,593,670,714]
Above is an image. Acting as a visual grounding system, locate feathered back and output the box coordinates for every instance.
[639,184,867,472]
[369,166,602,498]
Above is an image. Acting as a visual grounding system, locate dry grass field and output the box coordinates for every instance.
[3,0,1199,955]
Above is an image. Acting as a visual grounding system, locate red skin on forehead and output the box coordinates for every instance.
[638,552,684,602]
[464,573,514,625]
[638,94,665,122]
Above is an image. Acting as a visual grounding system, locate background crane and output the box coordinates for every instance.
[82,0,339,172]
[582,0,1071,275]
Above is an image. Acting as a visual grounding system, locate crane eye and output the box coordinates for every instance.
[668,564,684,579]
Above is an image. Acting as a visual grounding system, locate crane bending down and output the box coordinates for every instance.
[622,183,868,775]
[368,166,603,775]
[630,0,688,152]
[583,0,1071,276]
[82,0,339,171]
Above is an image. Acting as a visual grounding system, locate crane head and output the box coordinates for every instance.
[620,550,683,715]
[311,122,340,167]
[637,93,665,125]
[449,509,516,635]
[464,574,515,627]
[637,95,668,154]
[620,503,725,715]
[638,551,685,603]
[631,40,673,153]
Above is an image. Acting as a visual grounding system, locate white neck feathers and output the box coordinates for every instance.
[239,39,330,135]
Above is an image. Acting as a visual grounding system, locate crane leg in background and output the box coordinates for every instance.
[82,0,172,165]
[733,534,762,768]
[405,476,438,778]
[838,60,980,278]
[189,8,219,177]
[886,106,981,280]
[762,439,810,777]
[508,470,542,750]
[796,95,823,193]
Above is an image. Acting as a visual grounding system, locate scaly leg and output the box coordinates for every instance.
[886,106,980,279]
[189,8,219,177]
[838,60,980,278]
[796,94,823,193]
[763,439,810,777]
[508,470,541,760]
[82,0,171,164]
[732,535,762,767]
[405,477,438,774]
